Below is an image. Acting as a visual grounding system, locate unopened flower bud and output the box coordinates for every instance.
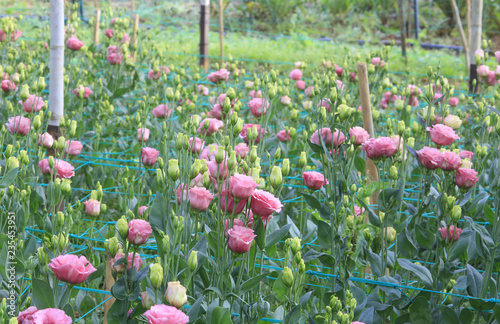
[168,159,180,181]
[282,267,294,288]
[116,216,128,240]
[149,262,163,288]
[451,205,462,223]
[270,166,282,189]
[188,250,198,271]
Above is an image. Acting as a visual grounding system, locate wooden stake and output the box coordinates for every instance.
[131,0,135,16]
[357,63,379,215]
[94,9,101,45]
[450,0,470,72]
[103,256,115,324]
[132,14,139,62]
[398,0,407,59]
[468,0,483,92]
[200,0,210,70]
[218,0,224,66]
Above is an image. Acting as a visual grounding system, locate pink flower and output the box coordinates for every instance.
[138,205,148,216]
[165,282,188,308]
[250,189,283,217]
[289,68,303,80]
[372,57,381,66]
[48,254,96,284]
[141,147,160,166]
[197,118,224,136]
[1,79,16,92]
[417,147,443,170]
[229,173,259,200]
[0,29,5,41]
[73,86,93,99]
[318,98,331,111]
[121,33,130,43]
[38,159,75,179]
[128,219,152,245]
[336,66,343,77]
[187,186,213,211]
[390,135,404,151]
[486,71,497,86]
[296,80,306,90]
[448,97,459,106]
[137,128,150,142]
[440,151,461,171]
[475,49,484,58]
[295,61,301,68]
[310,128,345,147]
[207,69,230,83]
[239,124,267,144]
[66,35,84,50]
[459,150,474,159]
[206,159,229,180]
[455,168,478,188]
[277,129,291,142]
[17,306,38,323]
[107,52,123,65]
[349,127,370,145]
[439,225,463,242]
[361,137,398,160]
[224,218,245,236]
[495,66,500,77]
[477,65,490,77]
[84,199,100,216]
[280,95,292,106]
[65,140,83,156]
[198,84,209,96]
[227,225,256,254]
[303,171,327,190]
[189,137,205,153]
[200,144,220,161]
[11,30,22,42]
[248,98,269,117]
[144,304,189,324]
[31,308,72,324]
[147,66,171,80]
[151,104,172,118]
[105,28,114,38]
[110,252,142,273]
[249,90,262,99]
[220,190,248,214]
[107,45,118,54]
[19,95,45,112]
[235,143,249,158]
[427,124,460,146]
[38,133,54,148]
[305,86,314,97]
[495,51,500,64]
[5,116,30,135]
[354,206,364,216]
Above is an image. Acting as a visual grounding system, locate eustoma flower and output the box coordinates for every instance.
[144,304,189,324]
[303,171,328,190]
[250,189,283,217]
[48,255,97,284]
[31,308,72,324]
[227,225,257,254]
[438,226,463,242]
[455,168,478,188]
[110,253,142,272]
[427,124,460,146]
[228,173,259,200]
[361,137,397,160]
[84,199,100,216]
[128,219,153,245]
[19,94,45,112]
[38,159,75,179]
[165,282,188,308]
[5,116,30,135]
[141,147,160,166]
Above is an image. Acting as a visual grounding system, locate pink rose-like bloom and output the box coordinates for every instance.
[198,84,209,96]
[18,306,38,323]
[296,80,306,90]
[295,61,301,68]
[440,151,461,171]
[84,199,100,216]
[351,322,366,324]
[187,186,213,211]
[235,143,249,159]
[336,66,343,77]
[67,35,84,50]
[318,98,331,111]
[249,90,262,99]
[281,95,292,106]
[38,132,54,148]
[137,128,150,142]
[349,126,370,145]
[200,144,220,161]
[121,33,130,44]
[110,252,142,273]
[11,30,22,42]
[105,28,114,38]
[277,129,291,142]
[138,205,148,217]
[448,97,459,106]
[190,173,204,187]
[5,116,30,136]
[251,189,283,217]
[198,118,224,136]
[495,51,500,64]
[107,52,123,65]
[248,98,270,117]
[19,95,45,112]
[227,225,257,254]
[439,225,463,242]
[0,29,5,41]
[354,206,365,216]
[303,171,327,190]
[417,147,442,170]
[48,254,96,284]
[207,69,230,83]
[144,304,189,324]
[65,140,83,156]
[475,49,484,58]
[495,66,500,77]
[372,57,381,66]
[486,71,497,86]
[1,79,16,92]
[456,168,478,188]
[289,68,303,80]
[128,219,152,245]
[220,190,248,214]
[147,66,171,80]
[141,147,160,166]
[107,45,118,54]
[73,86,93,99]
[362,137,397,160]
[310,128,345,147]
[224,218,245,236]
[189,137,205,154]
[427,124,460,146]
[206,159,229,180]
[305,86,314,97]
[229,173,259,200]
[459,150,474,160]
[38,159,75,179]
[151,104,172,119]
[240,124,267,144]
[31,308,72,324]
[477,65,490,77]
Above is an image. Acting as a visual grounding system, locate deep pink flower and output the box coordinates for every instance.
[277,129,291,142]
[289,69,302,80]
[302,171,327,190]
[250,189,283,217]
[1,79,16,92]
[455,168,478,188]
[137,128,150,142]
[227,225,256,254]
[197,118,224,136]
[5,116,30,135]
[105,29,114,38]
[235,143,249,158]
[459,150,474,160]
[310,128,345,147]
[187,186,213,211]
[144,304,189,324]
[207,69,230,83]
[229,173,259,200]
[296,80,306,90]
[48,254,96,284]
[67,35,84,50]
[73,86,93,99]
[110,252,142,273]
[151,104,172,118]
[38,159,75,179]
[65,140,83,156]
[349,127,370,145]
[128,219,152,245]
[361,137,397,160]
[17,306,38,323]
[141,147,160,166]
[417,147,443,170]
[19,95,45,112]
[32,308,72,324]
[84,199,100,216]
[107,52,123,65]
[248,98,269,117]
[239,124,267,144]
[438,225,463,242]
[440,151,461,171]
[427,124,460,146]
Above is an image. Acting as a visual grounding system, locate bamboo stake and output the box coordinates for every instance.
[103,256,115,324]
[466,0,471,47]
[218,0,224,66]
[468,0,483,92]
[132,14,139,62]
[94,9,101,45]
[398,0,407,59]
[450,0,470,72]
[131,0,135,16]
[357,63,379,215]
[200,0,210,70]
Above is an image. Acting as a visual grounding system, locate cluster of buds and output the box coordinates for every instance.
[326,291,357,324]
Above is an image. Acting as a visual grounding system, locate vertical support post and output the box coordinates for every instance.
[398,0,407,58]
[357,63,379,215]
[94,9,101,45]
[218,0,224,66]
[103,256,115,324]
[131,0,135,16]
[200,0,210,70]
[450,0,470,73]
[414,0,419,39]
[48,0,65,153]
[468,0,483,93]
[132,14,139,62]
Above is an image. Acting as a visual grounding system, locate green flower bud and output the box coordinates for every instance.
[299,152,307,168]
[451,205,462,223]
[190,160,202,179]
[149,262,163,288]
[270,166,282,189]
[385,227,396,242]
[249,146,258,163]
[282,267,294,288]
[389,165,398,180]
[282,158,290,176]
[188,250,198,271]
[4,144,14,159]
[215,147,225,164]
[168,159,180,181]
[226,87,236,100]
[290,237,301,255]
[20,84,30,101]
[107,236,119,258]
[363,228,371,241]
[116,216,129,240]
[37,247,48,266]
[6,156,19,170]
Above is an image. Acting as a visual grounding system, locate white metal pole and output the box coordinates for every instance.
[49,0,65,127]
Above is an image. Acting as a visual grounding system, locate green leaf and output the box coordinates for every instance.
[106,299,129,324]
[211,307,233,324]
[397,227,417,259]
[0,167,18,188]
[265,224,291,248]
[299,291,313,308]
[398,258,433,288]
[378,188,401,213]
[466,264,482,297]
[187,296,203,323]
[238,273,268,294]
[448,235,469,260]
[439,306,459,324]
[32,278,55,309]
[254,218,266,250]
[409,296,431,323]
[283,305,301,324]
[367,251,383,277]
[62,303,75,321]
[316,220,332,248]
[415,224,435,250]
[356,197,381,227]
[79,295,96,317]
[272,273,289,303]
